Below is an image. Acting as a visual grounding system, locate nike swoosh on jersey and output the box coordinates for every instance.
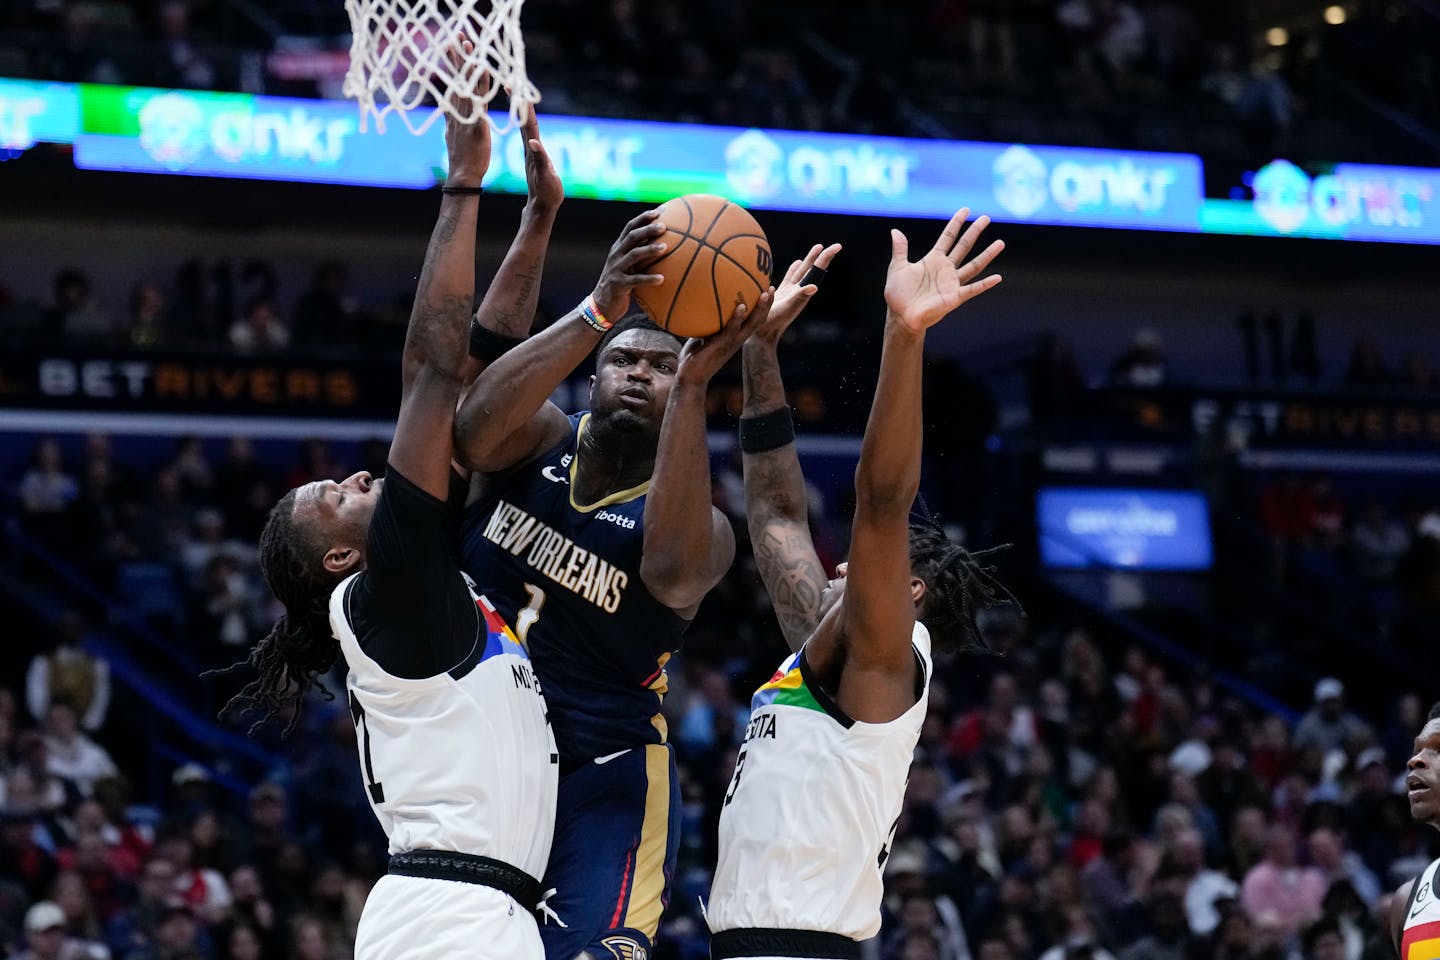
[542,465,567,484]
[593,749,632,765]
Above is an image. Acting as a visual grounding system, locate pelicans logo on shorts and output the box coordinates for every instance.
[599,935,648,960]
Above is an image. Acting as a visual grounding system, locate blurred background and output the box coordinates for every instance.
[1,1,1439,959]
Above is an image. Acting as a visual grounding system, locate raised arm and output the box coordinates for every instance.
[453,210,669,473]
[837,210,1003,716]
[742,244,841,652]
[640,292,772,613]
[457,111,563,384]
[388,67,492,500]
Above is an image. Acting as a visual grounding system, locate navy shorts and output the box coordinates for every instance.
[539,743,681,960]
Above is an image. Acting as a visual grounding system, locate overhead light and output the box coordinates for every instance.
[1324,5,1347,24]
[1266,26,1290,45]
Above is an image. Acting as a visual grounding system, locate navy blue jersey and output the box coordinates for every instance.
[460,412,688,765]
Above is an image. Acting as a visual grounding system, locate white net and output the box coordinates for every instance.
[342,0,538,135]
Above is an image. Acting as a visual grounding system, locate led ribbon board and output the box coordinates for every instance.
[2,77,1435,243]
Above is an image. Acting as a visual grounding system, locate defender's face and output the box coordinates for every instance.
[1408,719,1440,823]
[590,329,680,432]
[295,470,382,560]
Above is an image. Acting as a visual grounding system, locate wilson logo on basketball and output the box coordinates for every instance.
[755,246,773,279]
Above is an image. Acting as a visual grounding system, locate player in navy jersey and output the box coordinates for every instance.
[212,64,567,959]
[453,214,787,960]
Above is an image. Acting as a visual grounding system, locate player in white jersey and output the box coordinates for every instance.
[708,212,1015,960]
[212,58,561,960]
[1390,701,1440,960]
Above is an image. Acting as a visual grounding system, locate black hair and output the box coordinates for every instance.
[907,506,1021,653]
[1301,916,1342,954]
[1429,701,1440,723]
[594,314,683,369]
[205,489,341,735]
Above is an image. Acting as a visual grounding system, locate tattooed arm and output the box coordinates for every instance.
[388,105,490,501]
[458,111,562,384]
[741,244,840,653]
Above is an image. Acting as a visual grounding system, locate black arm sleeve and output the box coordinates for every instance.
[348,464,479,680]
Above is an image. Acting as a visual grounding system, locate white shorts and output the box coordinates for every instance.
[355,874,543,960]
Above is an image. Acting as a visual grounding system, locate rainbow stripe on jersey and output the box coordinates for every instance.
[751,653,826,714]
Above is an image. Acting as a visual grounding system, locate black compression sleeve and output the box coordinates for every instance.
[350,465,479,679]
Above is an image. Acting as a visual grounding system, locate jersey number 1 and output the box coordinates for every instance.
[349,691,385,804]
[515,583,547,648]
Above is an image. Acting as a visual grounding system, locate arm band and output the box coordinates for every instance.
[468,322,526,363]
[739,407,796,454]
[441,185,484,196]
[579,295,613,333]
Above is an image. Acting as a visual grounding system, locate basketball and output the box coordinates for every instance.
[632,194,773,339]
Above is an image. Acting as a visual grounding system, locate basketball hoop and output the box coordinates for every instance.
[342,0,539,135]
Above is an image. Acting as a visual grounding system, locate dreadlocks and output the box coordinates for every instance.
[205,488,342,735]
[907,507,1021,654]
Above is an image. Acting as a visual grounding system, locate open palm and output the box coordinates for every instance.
[884,208,1004,333]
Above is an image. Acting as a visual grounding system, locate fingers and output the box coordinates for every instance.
[955,238,1005,283]
[617,221,668,258]
[958,273,1003,303]
[949,214,992,266]
[890,228,909,265]
[814,242,842,270]
[931,207,970,256]
[619,209,662,238]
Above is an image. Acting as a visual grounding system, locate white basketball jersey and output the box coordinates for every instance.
[330,572,558,880]
[1401,858,1440,960]
[708,623,932,941]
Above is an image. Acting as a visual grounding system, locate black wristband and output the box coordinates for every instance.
[469,322,526,363]
[739,407,796,454]
[441,185,484,195]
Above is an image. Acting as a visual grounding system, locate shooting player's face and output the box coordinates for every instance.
[589,329,680,433]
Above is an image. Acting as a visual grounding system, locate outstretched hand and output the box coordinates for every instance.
[884,208,1003,334]
[677,290,774,386]
[757,243,842,346]
[521,109,562,214]
[443,38,492,188]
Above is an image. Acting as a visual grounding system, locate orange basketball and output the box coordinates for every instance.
[633,194,773,339]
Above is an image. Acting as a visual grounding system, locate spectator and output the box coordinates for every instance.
[104,858,176,959]
[120,899,203,960]
[1119,893,1190,960]
[1107,328,1167,388]
[1036,904,1117,960]
[228,299,290,353]
[1351,503,1410,582]
[1345,335,1392,388]
[1293,679,1374,756]
[1301,916,1346,960]
[292,263,359,348]
[1167,827,1236,937]
[42,703,117,797]
[19,439,80,522]
[44,270,111,345]
[14,900,107,960]
[1306,828,1380,905]
[1239,825,1326,939]
[124,281,170,350]
[153,0,216,89]
[27,612,111,733]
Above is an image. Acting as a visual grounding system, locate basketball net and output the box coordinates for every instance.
[343,0,539,135]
